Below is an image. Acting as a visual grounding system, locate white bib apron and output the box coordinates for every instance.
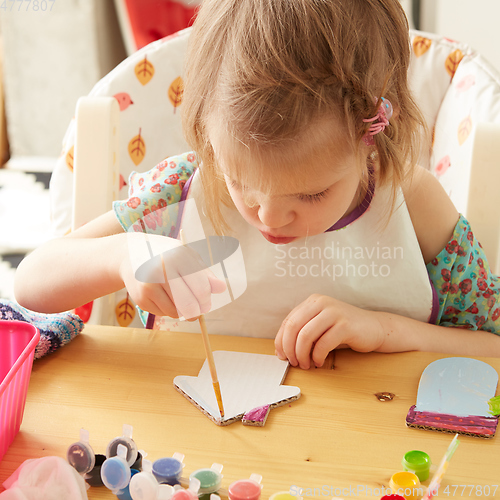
[153,170,435,338]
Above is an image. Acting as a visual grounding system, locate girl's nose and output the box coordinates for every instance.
[257,198,294,229]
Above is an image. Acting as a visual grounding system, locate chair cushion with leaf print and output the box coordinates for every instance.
[49,28,191,326]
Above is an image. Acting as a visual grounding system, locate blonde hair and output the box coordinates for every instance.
[182,0,426,234]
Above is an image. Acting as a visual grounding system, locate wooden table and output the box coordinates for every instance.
[1,324,499,499]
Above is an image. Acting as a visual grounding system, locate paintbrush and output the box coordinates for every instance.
[179,229,225,419]
[421,433,460,500]
[197,314,225,419]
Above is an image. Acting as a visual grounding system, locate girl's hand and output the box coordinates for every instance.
[274,294,385,369]
[119,233,226,320]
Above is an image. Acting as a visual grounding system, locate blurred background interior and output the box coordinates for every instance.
[0,0,499,302]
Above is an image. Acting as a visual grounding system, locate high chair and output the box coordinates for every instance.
[48,28,500,326]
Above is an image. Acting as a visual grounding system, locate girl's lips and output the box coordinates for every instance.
[260,231,297,244]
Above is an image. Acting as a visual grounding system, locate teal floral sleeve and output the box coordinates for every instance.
[113,151,198,236]
[112,152,198,325]
[427,215,500,333]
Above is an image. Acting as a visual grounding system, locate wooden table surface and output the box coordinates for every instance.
[1,324,499,499]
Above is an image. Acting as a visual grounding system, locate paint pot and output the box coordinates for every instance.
[129,459,176,500]
[172,490,198,500]
[67,429,95,476]
[152,452,185,485]
[131,451,143,471]
[401,450,431,482]
[389,472,421,500]
[228,474,262,500]
[189,463,223,500]
[106,424,139,468]
[67,428,105,487]
[269,492,302,500]
[85,454,106,487]
[171,477,202,500]
[101,444,132,494]
[116,469,140,500]
[66,429,95,476]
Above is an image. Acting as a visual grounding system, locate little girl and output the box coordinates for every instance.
[15,0,500,367]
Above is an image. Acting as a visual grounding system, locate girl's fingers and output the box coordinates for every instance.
[294,310,338,369]
[141,292,179,318]
[275,304,309,364]
[134,244,228,321]
[207,271,227,294]
[279,316,300,367]
[182,270,213,315]
[173,267,226,317]
[160,249,224,318]
[167,271,203,319]
[279,299,322,367]
[308,319,346,367]
[274,326,286,360]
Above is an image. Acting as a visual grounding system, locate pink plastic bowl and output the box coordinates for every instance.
[0,320,39,462]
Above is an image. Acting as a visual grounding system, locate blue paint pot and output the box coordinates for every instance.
[152,456,184,485]
[116,469,139,500]
[101,444,131,493]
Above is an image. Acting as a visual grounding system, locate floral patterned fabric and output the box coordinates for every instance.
[427,215,500,332]
[113,151,198,236]
[114,153,500,335]
[113,152,198,326]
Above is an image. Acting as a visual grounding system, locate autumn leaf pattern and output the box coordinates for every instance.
[135,56,155,86]
[128,128,146,166]
[457,115,472,145]
[66,145,74,172]
[412,36,432,57]
[116,294,136,327]
[445,49,464,79]
[168,76,184,113]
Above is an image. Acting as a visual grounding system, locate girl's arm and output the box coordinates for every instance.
[15,210,226,317]
[274,167,500,368]
[14,211,130,313]
[376,309,500,357]
[274,293,500,370]
[403,165,459,265]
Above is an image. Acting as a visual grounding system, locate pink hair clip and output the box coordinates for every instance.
[362,97,393,146]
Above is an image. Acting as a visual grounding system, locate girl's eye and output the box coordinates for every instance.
[297,189,329,203]
[229,179,244,190]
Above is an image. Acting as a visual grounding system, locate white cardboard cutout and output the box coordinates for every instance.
[174,351,301,425]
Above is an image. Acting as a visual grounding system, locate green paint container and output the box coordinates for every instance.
[190,463,223,500]
[401,450,431,481]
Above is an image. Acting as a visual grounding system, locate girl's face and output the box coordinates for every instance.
[211,116,368,244]
[221,147,366,245]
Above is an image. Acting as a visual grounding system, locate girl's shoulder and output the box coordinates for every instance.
[113,152,198,236]
[128,152,199,191]
[402,166,459,264]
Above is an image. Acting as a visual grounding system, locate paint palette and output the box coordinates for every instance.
[174,351,300,426]
[406,357,499,438]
